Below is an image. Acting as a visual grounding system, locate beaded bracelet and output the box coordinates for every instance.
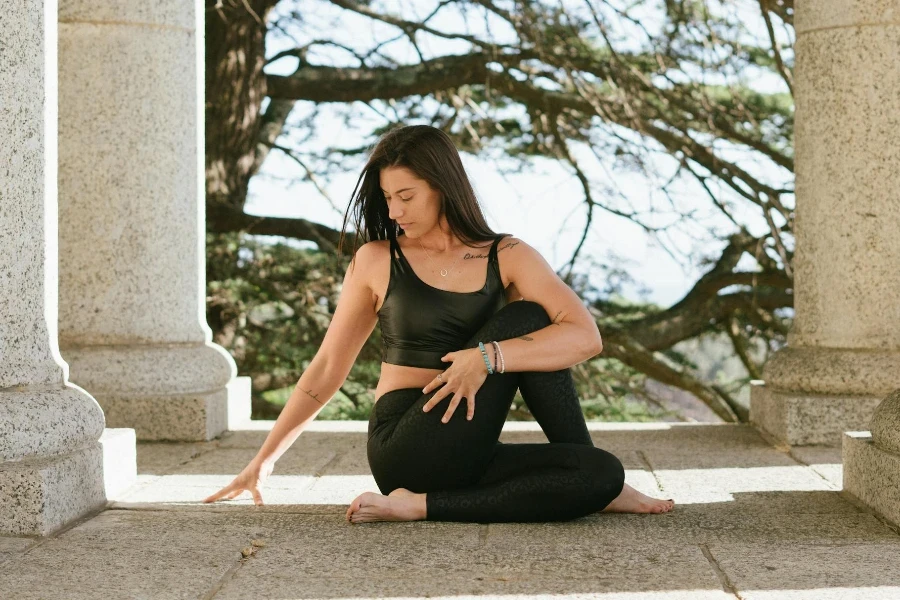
[491,340,506,374]
[478,342,495,374]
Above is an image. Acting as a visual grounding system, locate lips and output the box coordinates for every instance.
[398,222,412,228]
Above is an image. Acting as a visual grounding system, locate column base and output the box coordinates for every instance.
[96,375,252,441]
[0,429,138,536]
[64,343,251,441]
[0,444,105,536]
[843,431,900,527]
[750,381,883,445]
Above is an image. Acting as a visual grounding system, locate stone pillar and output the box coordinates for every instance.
[750,0,900,445]
[0,0,134,536]
[56,1,250,441]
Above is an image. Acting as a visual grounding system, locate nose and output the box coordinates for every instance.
[387,203,402,221]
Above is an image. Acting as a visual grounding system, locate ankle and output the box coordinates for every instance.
[416,493,428,520]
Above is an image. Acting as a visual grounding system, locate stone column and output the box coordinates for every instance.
[750,0,900,445]
[56,1,250,441]
[0,0,134,536]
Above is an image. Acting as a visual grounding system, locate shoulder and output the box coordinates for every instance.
[351,239,394,263]
[493,235,546,284]
[494,234,539,262]
[346,239,390,278]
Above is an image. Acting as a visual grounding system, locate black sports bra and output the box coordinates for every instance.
[377,234,508,369]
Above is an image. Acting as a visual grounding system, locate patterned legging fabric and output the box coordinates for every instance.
[367,300,626,523]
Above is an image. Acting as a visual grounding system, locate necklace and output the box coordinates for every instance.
[417,239,465,277]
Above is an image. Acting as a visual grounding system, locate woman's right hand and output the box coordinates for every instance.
[202,460,274,506]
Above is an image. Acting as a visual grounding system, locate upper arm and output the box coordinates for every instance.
[313,242,380,380]
[500,236,602,347]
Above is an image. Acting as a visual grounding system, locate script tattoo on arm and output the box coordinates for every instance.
[302,387,324,405]
[518,335,534,341]
[551,311,563,326]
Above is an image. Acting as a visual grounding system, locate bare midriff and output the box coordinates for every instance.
[373,363,443,403]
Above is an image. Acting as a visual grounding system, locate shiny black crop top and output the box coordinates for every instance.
[377,234,508,369]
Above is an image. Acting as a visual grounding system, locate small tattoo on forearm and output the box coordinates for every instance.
[302,387,324,405]
[518,335,534,341]
[551,311,563,325]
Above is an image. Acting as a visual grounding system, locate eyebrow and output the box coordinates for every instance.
[380,187,415,194]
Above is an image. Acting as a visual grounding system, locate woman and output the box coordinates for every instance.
[203,125,675,522]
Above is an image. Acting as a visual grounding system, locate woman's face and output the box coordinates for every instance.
[379,166,442,237]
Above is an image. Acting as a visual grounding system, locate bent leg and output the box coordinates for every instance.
[426,442,626,523]
[463,300,593,446]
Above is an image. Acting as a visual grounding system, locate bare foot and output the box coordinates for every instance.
[346,488,427,524]
[602,483,675,514]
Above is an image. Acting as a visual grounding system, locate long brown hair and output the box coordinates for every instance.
[338,125,507,261]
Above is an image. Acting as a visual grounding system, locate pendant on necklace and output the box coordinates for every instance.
[440,269,448,277]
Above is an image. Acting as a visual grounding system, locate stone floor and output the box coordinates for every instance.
[2,421,899,599]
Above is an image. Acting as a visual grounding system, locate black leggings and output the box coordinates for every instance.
[367,300,626,523]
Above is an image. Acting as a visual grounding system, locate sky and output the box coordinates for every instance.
[244,0,793,307]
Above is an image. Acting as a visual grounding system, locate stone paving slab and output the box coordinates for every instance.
[0,510,257,599]
[484,510,897,546]
[653,465,833,504]
[789,445,844,489]
[136,440,218,474]
[214,540,732,599]
[707,542,900,599]
[0,536,35,566]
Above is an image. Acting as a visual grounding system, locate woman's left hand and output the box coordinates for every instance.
[421,347,492,423]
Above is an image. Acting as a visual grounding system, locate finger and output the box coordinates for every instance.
[202,484,234,503]
[422,389,446,413]
[251,487,264,506]
[225,488,244,500]
[441,393,463,423]
[422,378,439,395]
[466,396,476,421]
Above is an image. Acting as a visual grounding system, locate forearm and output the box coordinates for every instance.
[490,321,602,372]
[251,359,343,467]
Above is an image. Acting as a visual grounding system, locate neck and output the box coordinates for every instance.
[416,222,458,252]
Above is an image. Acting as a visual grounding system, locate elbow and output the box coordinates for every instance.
[582,331,603,359]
